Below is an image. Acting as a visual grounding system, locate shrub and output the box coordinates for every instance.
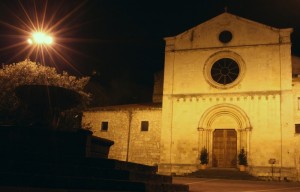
[238,148,248,166]
[200,147,208,165]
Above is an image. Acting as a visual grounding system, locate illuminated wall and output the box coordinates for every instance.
[82,104,161,166]
[82,12,300,181]
[159,12,296,179]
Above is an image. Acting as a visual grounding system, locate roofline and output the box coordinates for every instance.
[84,103,162,112]
[164,12,293,40]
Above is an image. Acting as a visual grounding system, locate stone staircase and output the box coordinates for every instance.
[186,168,258,180]
[0,157,188,192]
[0,126,188,192]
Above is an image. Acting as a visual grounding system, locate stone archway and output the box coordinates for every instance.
[198,104,252,168]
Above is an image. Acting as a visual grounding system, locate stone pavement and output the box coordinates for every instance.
[173,177,300,192]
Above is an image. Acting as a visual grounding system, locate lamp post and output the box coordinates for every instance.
[25,31,56,126]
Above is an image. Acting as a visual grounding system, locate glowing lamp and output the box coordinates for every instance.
[28,32,53,45]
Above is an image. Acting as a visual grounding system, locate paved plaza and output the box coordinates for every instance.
[173,177,300,192]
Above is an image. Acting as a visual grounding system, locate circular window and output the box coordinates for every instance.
[219,30,232,43]
[203,51,245,89]
[211,58,239,85]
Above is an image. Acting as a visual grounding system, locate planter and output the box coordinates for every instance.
[89,135,114,158]
[239,165,246,171]
[200,164,207,170]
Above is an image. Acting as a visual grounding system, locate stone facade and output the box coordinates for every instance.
[82,104,161,166]
[82,12,300,181]
[160,12,298,180]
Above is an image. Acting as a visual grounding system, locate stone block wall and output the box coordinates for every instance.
[82,104,162,166]
[128,109,161,165]
[82,110,130,161]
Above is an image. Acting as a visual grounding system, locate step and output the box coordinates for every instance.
[0,172,188,192]
[114,160,157,174]
[0,186,137,192]
[130,171,172,184]
[0,158,172,184]
[0,157,156,175]
[187,168,258,180]
[0,172,145,191]
[79,158,157,174]
[147,183,189,192]
[0,184,188,192]
[1,163,130,181]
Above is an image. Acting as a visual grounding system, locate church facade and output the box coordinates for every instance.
[83,13,300,180]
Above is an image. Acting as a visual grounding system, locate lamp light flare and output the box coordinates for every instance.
[27,39,33,44]
[28,32,53,45]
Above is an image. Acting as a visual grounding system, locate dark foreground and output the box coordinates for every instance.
[0,126,188,192]
[174,177,300,192]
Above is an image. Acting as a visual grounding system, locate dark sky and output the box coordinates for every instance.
[1,0,300,106]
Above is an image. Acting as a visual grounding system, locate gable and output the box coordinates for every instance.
[165,13,292,50]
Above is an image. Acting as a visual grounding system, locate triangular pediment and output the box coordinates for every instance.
[165,12,292,50]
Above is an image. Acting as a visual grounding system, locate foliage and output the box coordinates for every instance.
[0,59,90,124]
[200,147,208,165]
[238,148,248,166]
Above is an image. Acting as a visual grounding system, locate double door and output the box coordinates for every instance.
[212,129,237,168]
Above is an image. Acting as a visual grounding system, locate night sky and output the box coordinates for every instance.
[1,0,300,106]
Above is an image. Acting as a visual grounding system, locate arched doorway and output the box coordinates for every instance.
[212,129,237,167]
[198,104,252,168]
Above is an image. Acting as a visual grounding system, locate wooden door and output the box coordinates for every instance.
[212,129,237,168]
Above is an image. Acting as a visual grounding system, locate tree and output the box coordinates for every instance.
[0,59,90,125]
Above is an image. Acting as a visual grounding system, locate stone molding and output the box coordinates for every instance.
[198,103,251,130]
[166,91,280,103]
[165,42,292,53]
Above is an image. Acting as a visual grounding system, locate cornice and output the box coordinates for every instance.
[163,90,284,102]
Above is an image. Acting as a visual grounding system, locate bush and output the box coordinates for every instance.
[200,147,208,165]
[238,148,248,166]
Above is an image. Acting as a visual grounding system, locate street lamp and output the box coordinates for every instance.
[27,31,54,66]
[27,32,53,45]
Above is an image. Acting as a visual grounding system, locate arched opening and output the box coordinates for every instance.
[198,104,251,168]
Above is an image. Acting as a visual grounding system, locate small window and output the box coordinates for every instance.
[298,97,300,110]
[295,124,300,134]
[101,122,108,131]
[141,121,149,132]
[219,30,232,43]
